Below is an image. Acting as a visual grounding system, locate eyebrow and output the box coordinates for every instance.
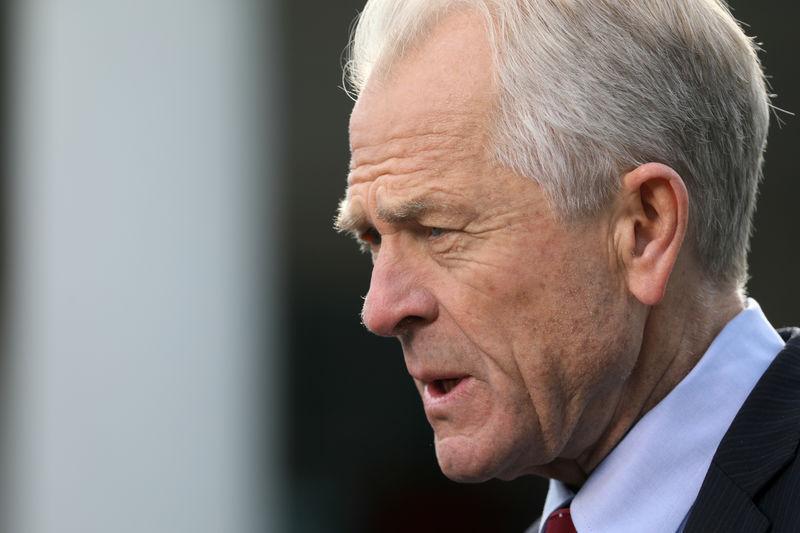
[335,195,474,236]
[334,198,432,236]
[333,197,365,235]
[376,199,432,224]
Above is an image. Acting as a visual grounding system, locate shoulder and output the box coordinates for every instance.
[685,327,800,532]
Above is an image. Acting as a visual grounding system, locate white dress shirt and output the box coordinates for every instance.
[535,299,785,533]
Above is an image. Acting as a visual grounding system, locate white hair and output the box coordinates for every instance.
[345,0,771,289]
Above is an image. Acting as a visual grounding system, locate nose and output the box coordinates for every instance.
[361,245,438,337]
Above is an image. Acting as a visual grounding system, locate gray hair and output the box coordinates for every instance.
[345,0,771,290]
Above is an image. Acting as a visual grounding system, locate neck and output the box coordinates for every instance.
[566,277,744,486]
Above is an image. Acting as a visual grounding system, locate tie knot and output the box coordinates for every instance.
[544,505,577,533]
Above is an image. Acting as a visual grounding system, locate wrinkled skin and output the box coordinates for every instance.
[337,10,724,485]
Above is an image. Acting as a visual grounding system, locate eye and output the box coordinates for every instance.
[359,227,382,247]
[429,227,448,238]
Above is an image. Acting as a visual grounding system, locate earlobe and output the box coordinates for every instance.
[616,163,689,306]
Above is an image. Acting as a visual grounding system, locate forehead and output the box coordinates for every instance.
[348,9,495,164]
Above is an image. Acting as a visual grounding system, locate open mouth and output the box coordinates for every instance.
[431,377,464,396]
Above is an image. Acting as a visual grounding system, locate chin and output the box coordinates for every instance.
[438,462,494,484]
[434,434,521,483]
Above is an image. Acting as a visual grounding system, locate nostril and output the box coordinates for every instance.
[394,315,425,333]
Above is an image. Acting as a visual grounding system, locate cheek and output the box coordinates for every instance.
[428,243,571,385]
[506,245,635,430]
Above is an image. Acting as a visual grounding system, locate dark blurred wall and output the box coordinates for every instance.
[735,3,800,326]
[285,2,800,531]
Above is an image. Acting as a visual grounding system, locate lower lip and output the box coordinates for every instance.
[422,376,475,412]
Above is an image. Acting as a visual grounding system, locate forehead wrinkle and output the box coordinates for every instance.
[348,142,484,191]
[354,129,479,156]
[350,108,484,153]
[347,159,428,188]
[350,122,486,180]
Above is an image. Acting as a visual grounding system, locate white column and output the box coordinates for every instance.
[2,1,284,532]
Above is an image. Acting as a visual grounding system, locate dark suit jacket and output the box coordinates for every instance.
[684,327,800,533]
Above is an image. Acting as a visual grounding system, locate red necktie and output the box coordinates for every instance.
[543,506,577,533]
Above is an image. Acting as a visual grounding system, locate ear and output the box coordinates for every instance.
[614,163,689,306]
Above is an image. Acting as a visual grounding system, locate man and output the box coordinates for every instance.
[335,1,799,531]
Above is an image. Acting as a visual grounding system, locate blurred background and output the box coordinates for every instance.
[0,1,797,532]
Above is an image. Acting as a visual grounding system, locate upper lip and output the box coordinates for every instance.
[408,367,470,385]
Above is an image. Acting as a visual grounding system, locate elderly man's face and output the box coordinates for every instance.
[340,11,641,483]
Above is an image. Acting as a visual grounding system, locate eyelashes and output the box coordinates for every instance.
[357,225,452,255]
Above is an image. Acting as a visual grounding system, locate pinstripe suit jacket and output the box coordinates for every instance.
[684,327,800,533]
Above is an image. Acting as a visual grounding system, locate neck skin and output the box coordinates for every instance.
[542,255,745,486]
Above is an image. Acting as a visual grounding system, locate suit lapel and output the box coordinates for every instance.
[684,328,800,532]
[683,462,768,532]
